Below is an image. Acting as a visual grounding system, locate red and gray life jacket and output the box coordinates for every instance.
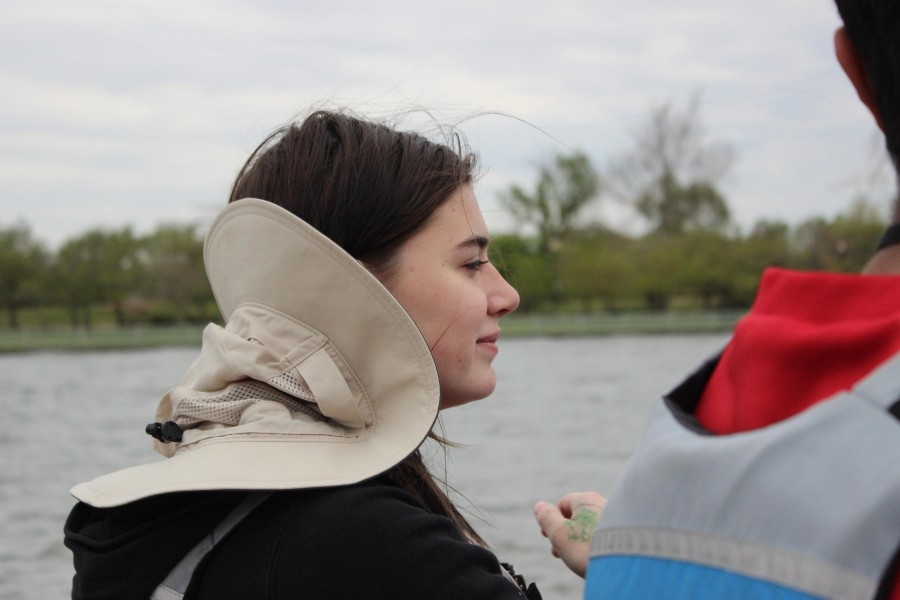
[586,353,900,600]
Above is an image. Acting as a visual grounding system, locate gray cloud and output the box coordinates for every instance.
[1,0,889,248]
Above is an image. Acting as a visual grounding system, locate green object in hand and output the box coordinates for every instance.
[565,507,599,543]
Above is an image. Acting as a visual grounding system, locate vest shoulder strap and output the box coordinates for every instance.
[150,492,273,600]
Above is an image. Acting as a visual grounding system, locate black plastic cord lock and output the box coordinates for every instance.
[145,420,184,443]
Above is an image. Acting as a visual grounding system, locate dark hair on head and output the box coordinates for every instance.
[835,0,900,171]
[229,110,478,279]
[229,109,486,546]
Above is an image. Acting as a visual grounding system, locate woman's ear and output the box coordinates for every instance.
[835,27,884,131]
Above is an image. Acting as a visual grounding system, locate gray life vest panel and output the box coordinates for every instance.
[586,352,900,600]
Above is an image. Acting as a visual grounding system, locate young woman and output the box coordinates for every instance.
[64,110,538,599]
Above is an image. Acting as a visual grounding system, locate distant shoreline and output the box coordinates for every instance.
[0,311,742,354]
[501,310,742,337]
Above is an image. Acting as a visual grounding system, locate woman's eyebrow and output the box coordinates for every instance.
[456,236,489,251]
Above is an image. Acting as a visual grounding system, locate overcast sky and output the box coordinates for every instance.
[2,0,893,248]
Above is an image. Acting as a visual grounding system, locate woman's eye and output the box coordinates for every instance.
[465,259,490,271]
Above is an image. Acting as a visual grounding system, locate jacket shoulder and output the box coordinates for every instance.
[194,480,524,600]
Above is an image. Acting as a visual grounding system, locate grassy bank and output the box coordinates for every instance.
[0,326,205,353]
[0,311,743,353]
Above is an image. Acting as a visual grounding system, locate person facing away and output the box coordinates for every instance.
[63,110,542,600]
[535,1,900,598]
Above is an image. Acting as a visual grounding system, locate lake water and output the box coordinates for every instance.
[0,334,729,600]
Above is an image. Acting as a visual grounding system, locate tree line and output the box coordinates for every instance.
[0,224,212,329]
[492,201,883,314]
[0,96,889,329]
[495,93,886,312]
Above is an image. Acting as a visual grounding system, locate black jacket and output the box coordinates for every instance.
[65,475,538,599]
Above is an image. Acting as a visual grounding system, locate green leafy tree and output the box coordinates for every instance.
[54,228,140,328]
[636,177,730,237]
[630,236,682,311]
[558,231,636,312]
[55,233,105,329]
[791,197,886,272]
[675,230,739,308]
[727,220,792,306]
[607,92,734,236]
[0,223,46,329]
[491,234,554,313]
[140,224,212,323]
[743,220,792,268]
[103,229,142,325]
[501,152,601,308]
[501,152,601,254]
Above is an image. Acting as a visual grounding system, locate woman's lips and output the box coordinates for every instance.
[477,332,500,355]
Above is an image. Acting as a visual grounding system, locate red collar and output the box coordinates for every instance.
[696,268,900,433]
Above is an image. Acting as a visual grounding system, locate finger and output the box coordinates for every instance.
[533,501,567,536]
[559,492,607,518]
[535,502,565,559]
[557,495,576,519]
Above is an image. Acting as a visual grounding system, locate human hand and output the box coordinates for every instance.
[533,491,606,578]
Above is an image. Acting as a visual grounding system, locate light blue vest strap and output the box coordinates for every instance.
[590,528,873,599]
[150,492,273,600]
[587,555,823,600]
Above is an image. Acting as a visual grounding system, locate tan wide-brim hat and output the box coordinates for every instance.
[71,198,440,507]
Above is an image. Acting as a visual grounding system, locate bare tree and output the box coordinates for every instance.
[607,91,735,236]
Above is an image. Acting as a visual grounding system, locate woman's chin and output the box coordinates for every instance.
[438,377,497,410]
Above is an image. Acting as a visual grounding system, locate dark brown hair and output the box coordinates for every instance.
[230,110,477,278]
[835,0,900,184]
[229,109,485,544]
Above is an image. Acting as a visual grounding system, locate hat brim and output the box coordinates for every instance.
[72,199,439,507]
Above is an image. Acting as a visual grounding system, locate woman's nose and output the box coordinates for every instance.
[489,267,520,317]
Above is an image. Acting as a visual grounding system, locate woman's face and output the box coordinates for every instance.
[381,185,520,409]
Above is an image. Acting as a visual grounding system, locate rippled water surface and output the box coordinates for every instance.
[0,334,728,599]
